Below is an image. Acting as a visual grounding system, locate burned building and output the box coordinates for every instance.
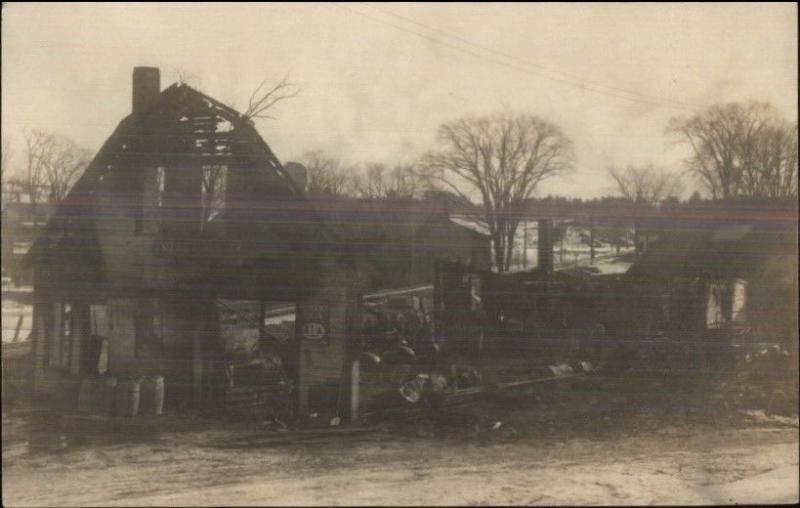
[625,217,799,362]
[22,67,359,413]
[308,197,492,290]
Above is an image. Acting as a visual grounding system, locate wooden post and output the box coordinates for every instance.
[297,374,310,415]
[433,259,442,342]
[192,320,203,405]
[32,297,49,394]
[51,302,63,368]
[69,302,89,376]
[258,300,266,339]
[60,304,72,371]
[350,359,360,422]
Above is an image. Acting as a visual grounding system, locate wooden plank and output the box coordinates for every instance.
[209,425,390,449]
[12,315,24,342]
[442,373,585,406]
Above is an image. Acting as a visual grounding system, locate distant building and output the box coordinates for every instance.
[625,218,798,357]
[1,193,54,285]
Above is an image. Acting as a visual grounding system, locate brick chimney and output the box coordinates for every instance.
[132,67,160,114]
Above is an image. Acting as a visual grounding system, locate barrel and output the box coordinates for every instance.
[139,376,164,416]
[115,379,141,417]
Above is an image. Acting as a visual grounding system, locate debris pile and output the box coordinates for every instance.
[715,342,798,417]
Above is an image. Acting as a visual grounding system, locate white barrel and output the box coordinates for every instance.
[114,379,141,417]
[139,376,164,416]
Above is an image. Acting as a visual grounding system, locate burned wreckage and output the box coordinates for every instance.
[22,67,797,423]
[24,67,357,416]
[21,67,591,420]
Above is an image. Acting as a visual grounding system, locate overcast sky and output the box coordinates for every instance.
[2,2,797,198]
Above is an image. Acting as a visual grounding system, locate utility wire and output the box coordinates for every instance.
[362,3,703,110]
[333,2,702,112]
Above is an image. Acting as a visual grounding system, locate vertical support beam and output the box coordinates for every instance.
[50,302,63,368]
[433,260,441,343]
[162,299,197,407]
[350,359,360,423]
[192,315,204,405]
[31,293,50,394]
[258,301,266,340]
[60,303,71,371]
[69,302,89,376]
[107,299,137,377]
[589,216,595,263]
[296,374,310,415]
[537,219,554,273]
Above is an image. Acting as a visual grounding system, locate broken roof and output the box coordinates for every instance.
[23,79,335,296]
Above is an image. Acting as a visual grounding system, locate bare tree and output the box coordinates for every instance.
[1,136,11,182]
[19,130,91,225]
[242,76,301,120]
[1,135,12,204]
[21,129,53,210]
[351,162,423,200]
[742,121,798,198]
[43,137,92,203]
[607,164,684,205]
[667,101,797,199]
[607,164,683,256]
[421,113,573,272]
[299,150,351,196]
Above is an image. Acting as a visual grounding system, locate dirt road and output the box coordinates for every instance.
[3,405,797,506]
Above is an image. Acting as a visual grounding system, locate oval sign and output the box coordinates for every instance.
[302,322,326,341]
